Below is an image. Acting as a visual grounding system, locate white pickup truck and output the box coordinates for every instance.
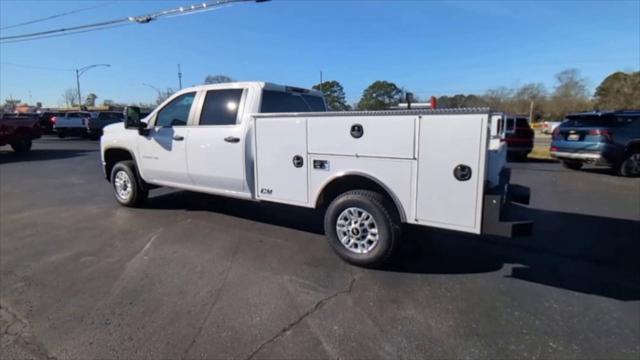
[53,111,93,138]
[101,82,531,266]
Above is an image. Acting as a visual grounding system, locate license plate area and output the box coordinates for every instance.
[567,133,580,141]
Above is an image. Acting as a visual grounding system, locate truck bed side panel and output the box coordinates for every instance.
[415,114,489,233]
[255,117,309,205]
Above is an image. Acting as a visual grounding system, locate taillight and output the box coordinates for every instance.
[588,129,613,142]
[51,116,57,124]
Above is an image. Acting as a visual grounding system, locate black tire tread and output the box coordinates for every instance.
[324,189,401,267]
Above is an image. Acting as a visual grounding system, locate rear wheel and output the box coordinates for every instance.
[562,161,583,170]
[619,151,640,177]
[324,190,400,267]
[110,161,148,207]
[10,138,32,153]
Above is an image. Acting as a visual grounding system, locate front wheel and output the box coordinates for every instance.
[324,190,401,267]
[619,151,640,177]
[10,138,32,153]
[110,161,148,207]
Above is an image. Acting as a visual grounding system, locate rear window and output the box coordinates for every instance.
[563,114,638,128]
[68,112,89,118]
[260,90,326,113]
[515,118,529,127]
[98,112,124,120]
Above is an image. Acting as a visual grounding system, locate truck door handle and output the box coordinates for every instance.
[224,136,240,143]
[172,135,184,141]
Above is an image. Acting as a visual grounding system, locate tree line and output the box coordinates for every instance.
[5,70,636,117]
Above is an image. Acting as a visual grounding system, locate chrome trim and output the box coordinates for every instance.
[550,151,602,160]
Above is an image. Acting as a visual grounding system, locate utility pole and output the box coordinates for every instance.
[529,100,534,123]
[320,70,323,87]
[177,64,183,90]
[76,69,82,107]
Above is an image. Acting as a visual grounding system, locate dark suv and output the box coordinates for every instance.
[550,110,640,177]
[505,116,534,161]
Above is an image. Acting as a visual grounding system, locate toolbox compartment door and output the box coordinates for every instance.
[415,114,488,233]
[307,116,416,159]
[255,117,309,206]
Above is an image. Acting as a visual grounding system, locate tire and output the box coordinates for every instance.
[57,130,67,138]
[110,160,148,207]
[619,151,640,177]
[562,161,583,170]
[10,138,32,153]
[324,190,401,267]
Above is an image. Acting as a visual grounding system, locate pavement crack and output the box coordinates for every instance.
[180,241,242,360]
[244,276,357,360]
[0,302,57,360]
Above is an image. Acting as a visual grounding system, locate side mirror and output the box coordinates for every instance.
[124,106,141,129]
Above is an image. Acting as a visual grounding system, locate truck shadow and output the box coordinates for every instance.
[145,191,640,301]
[0,149,96,164]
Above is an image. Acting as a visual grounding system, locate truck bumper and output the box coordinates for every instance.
[482,168,533,237]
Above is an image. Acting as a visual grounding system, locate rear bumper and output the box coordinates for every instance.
[482,168,533,237]
[551,150,603,161]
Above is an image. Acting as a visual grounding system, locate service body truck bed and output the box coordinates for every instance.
[101,82,531,266]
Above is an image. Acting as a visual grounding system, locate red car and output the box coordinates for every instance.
[505,116,534,161]
[0,113,42,153]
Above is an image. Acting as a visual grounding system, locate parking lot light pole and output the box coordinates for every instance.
[142,83,162,97]
[76,64,110,108]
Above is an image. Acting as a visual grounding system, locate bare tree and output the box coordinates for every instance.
[61,89,76,108]
[204,75,234,84]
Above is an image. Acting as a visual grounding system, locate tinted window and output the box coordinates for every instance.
[199,89,243,126]
[563,114,639,128]
[156,92,195,127]
[68,112,89,118]
[516,118,529,127]
[260,90,326,113]
[98,112,124,121]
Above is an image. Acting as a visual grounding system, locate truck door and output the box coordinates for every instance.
[415,113,488,234]
[185,88,247,193]
[138,92,195,185]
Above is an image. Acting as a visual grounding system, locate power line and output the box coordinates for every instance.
[0,1,115,31]
[0,0,267,44]
[0,23,132,44]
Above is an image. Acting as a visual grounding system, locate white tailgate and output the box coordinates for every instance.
[307,116,415,159]
[255,117,309,205]
[415,114,488,233]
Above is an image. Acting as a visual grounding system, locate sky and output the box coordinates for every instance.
[0,0,639,107]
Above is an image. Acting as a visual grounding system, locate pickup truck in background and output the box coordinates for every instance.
[53,111,93,138]
[86,111,124,140]
[0,113,41,153]
[101,82,532,266]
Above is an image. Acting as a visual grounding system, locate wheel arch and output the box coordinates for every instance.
[625,140,640,154]
[103,147,138,182]
[314,172,407,222]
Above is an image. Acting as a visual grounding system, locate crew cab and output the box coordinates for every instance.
[551,111,640,176]
[53,111,92,138]
[101,82,531,266]
[0,113,41,153]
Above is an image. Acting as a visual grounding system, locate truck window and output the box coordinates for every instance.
[199,89,243,126]
[156,92,195,127]
[260,90,326,113]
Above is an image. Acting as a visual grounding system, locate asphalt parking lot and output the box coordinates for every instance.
[1,137,639,360]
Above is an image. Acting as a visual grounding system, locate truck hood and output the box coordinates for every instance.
[103,122,126,133]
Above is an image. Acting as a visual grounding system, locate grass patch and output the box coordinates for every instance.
[529,145,551,160]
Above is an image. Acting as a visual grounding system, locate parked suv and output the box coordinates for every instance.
[550,110,640,177]
[505,116,534,161]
